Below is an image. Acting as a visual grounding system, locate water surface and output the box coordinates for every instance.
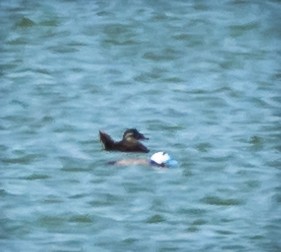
[1,1,281,251]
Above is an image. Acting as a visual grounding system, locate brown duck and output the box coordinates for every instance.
[99,128,149,153]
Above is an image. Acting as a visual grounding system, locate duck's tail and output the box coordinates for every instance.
[99,131,115,150]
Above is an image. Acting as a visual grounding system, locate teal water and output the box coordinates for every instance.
[1,1,281,251]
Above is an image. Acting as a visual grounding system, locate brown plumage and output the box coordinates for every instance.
[99,128,149,153]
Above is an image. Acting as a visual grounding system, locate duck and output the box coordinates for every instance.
[99,128,149,153]
[108,152,178,168]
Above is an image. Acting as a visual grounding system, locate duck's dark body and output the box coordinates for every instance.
[99,129,149,153]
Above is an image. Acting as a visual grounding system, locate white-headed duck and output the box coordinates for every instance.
[109,152,178,168]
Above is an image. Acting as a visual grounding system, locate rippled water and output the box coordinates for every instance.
[1,1,281,251]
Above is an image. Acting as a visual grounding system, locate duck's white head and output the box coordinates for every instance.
[150,152,178,167]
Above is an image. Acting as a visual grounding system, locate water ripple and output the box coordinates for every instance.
[1,1,280,251]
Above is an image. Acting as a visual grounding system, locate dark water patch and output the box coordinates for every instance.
[88,193,125,207]
[248,135,263,146]
[2,154,40,165]
[244,180,261,190]
[6,37,28,45]
[271,189,281,204]
[10,99,28,108]
[220,217,237,223]
[192,219,208,226]
[186,225,200,233]
[33,67,53,76]
[122,182,153,194]
[0,189,9,197]
[88,199,112,207]
[134,68,166,83]
[267,159,281,170]
[39,18,60,27]
[53,124,78,133]
[187,34,204,48]
[48,45,79,54]
[64,178,80,184]
[22,174,50,180]
[215,229,235,235]
[0,218,32,238]
[221,245,247,251]
[38,216,67,228]
[122,237,138,245]
[68,193,88,199]
[274,143,281,153]
[236,168,264,178]
[43,197,64,204]
[0,144,8,152]
[202,155,233,164]
[146,214,166,224]
[150,12,179,22]
[61,166,91,173]
[96,10,112,17]
[16,17,35,28]
[196,142,212,153]
[163,77,184,83]
[201,196,243,206]
[2,114,34,126]
[103,23,133,36]
[186,218,208,233]
[172,33,191,41]
[143,49,180,62]
[103,38,140,46]
[68,214,93,223]
[229,22,259,36]
[41,115,55,123]
[182,166,193,177]
[153,123,185,131]
[249,234,265,240]
[179,208,207,217]
[101,23,139,47]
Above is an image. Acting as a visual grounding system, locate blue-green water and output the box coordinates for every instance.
[1,1,281,251]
